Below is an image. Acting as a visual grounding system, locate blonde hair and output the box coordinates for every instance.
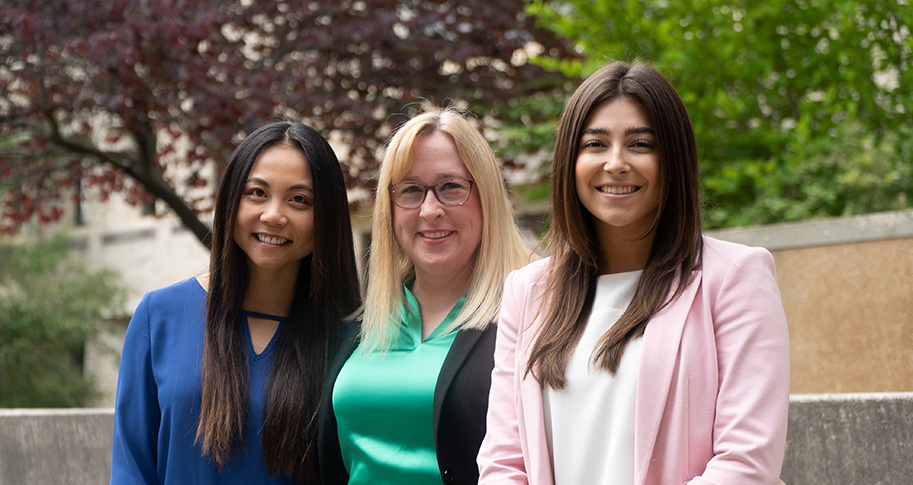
[359,107,531,353]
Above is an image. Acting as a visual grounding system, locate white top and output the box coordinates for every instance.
[543,270,644,485]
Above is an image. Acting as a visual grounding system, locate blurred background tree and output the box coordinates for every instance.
[0,0,575,246]
[0,235,123,407]
[2,0,910,238]
[507,0,913,228]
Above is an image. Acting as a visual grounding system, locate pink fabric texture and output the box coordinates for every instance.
[477,236,790,485]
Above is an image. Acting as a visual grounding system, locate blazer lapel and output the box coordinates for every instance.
[327,323,361,389]
[515,309,555,485]
[519,365,554,485]
[317,322,361,484]
[634,269,702,485]
[432,327,484,434]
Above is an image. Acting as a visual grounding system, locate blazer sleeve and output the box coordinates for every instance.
[317,323,360,485]
[691,246,790,485]
[110,294,161,484]
[477,269,531,484]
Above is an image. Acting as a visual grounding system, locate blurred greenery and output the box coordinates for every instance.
[0,235,123,407]
[496,0,912,228]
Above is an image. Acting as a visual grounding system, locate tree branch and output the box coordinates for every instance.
[41,110,213,248]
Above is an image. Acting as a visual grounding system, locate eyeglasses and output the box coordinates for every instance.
[388,178,475,209]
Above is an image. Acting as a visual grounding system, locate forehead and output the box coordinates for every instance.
[400,131,470,181]
[584,97,651,129]
[248,144,312,181]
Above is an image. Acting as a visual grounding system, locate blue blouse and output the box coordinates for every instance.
[110,278,299,484]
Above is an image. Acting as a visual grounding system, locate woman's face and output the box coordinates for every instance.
[575,97,662,241]
[233,144,315,276]
[392,131,483,287]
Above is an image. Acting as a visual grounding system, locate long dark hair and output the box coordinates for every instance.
[528,61,703,388]
[198,121,361,481]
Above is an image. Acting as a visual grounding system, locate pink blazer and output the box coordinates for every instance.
[478,236,790,485]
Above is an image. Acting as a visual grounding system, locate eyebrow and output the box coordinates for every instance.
[400,172,468,183]
[247,177,314,192]
[581,126,655,136]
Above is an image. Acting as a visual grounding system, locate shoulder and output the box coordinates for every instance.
[123,278,206,351]
[701,235,774,274]
[505,257,550,287]
[498,258,552,331]
[699,235,779,298]
[499,257,551,308]
[140,277,206,308]
[131,278,207,329]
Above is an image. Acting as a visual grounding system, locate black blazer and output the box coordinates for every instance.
[317,321,497,485]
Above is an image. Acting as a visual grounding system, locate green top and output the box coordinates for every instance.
[332,283,465,484]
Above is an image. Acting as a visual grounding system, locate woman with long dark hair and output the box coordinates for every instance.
[478,62,790,484]
[111,121,361,484]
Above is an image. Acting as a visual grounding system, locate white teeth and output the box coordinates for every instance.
[257,234,289,245]
[421,231,451,239]
[598,186,638,195]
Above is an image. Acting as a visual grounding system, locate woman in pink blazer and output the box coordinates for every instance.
[477,61,790,485]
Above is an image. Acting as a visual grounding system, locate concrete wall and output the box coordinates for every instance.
[781,393,913,484]
[0,409,113,485]
[3,394,912,484]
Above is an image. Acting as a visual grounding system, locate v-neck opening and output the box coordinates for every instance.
[241,310,284,359]
[401,282,466,346]
[423,311,457,342]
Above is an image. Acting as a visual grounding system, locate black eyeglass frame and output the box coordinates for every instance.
[387,178,475,209]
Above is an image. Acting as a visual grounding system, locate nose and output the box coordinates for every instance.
[602,147,630,174]
[418,189,446,220]
[260,200,288,226]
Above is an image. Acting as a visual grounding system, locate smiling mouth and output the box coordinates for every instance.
[256,234,290,245]
[598,185,640,195]
[420,231,453,239]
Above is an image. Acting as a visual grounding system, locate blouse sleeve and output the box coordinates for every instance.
[110,294,162,484]
[477,269,530,484]
[692,247,790,485]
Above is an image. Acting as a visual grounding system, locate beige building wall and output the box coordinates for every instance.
[709,210,913,394]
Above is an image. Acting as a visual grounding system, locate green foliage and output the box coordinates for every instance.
[0,235,123,407]
[495,93,565,161]
[507,0,913,228]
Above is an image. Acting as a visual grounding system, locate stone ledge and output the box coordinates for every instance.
[782,393,913,484]
[2,394,913,484]
[0,409,113,485]
[707,209,913,250]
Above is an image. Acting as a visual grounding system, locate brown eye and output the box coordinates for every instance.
[290,194,310,205]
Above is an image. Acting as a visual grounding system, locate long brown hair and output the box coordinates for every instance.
[198,122,361,481]
[528,61,703,389]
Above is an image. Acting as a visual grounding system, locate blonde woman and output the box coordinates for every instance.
[317,108,531,485]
